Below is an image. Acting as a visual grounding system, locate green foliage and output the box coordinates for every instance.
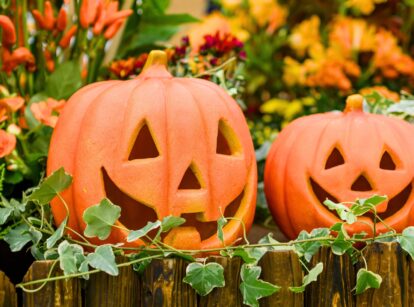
[44,62,82,100]
[87,245,119,276]
[397,227,414,260]
[355,269,382,294]
[183,262,225,296]
[239,264,280,307]
[83,198,121,240]
[289,262,324,293]
[127,221,161,242]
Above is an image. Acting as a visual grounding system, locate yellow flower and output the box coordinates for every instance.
[283,57,308,86]
[221,0,243,10]
[345,0,387,15]
[260,98,289,114]
[284,100,303,121]
[289,16,321,57]
[249,0,287,33]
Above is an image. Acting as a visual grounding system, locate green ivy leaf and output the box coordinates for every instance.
[87,245,119,276]
[294,229,329,262]
[375,231,396,242]
[239,264,280,307]
[160,216,186,232]
[83,198,121,240]
[357,195,387,207]
[4,224,32,251]
[29,168,72,205]
[332,231,353,255]
[217,216,228,243]
[324,199,356,224]
[250,233,294,262]
[397,227,414,260]
[183,262,225,296]
[355,269,382,294]
[0,207,13,225]
[127,220,161,242]
[289,262,324,293]
[46,218,67,248]
[57,240,86,276]
[233,247,257,264]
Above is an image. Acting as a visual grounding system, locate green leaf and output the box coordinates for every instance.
[87,245,119,276]
[83,198,121,240]
[45,62,82,100]
[130,252,153,274]
[289,262,324,293]
[57,241,86,275]
[332,231,353,256]
[160,215,186,232]
[29,168,72,205]
[217,216,227,243]
[183,262,225,296]
[294,229,329,262]
[357,195,387,207]
[355,269,382,294]
[4,224,32,251]
[323,199,356,224]
[127,220,161,242]
[0,207,13,225]
[143,13,199,25]
[397,227,414,260]
[233,247,257,264]
[239,264,280,307]
[46,218,67,248]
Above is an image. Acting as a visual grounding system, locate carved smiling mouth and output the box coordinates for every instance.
[310,177,413,220]
[102,167,244,240]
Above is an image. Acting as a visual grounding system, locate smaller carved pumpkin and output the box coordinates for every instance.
[264,94,414,239]
[47,50,257,250]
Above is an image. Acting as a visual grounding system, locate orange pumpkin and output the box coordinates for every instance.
[47,50,257,250]
[264,94,414,239]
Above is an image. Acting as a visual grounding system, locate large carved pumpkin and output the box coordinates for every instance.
[264,94,414,239]
[47,50,257,250]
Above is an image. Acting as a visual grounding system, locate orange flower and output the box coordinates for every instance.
[0,96,24,112]
[30,98,65,128]
[0,130,16,158]
[32,1,56,30]
[329,16,376,58]
[249,0,287,32]
[0,15,16,47]
[345,0,387,15]
[2,47,35,74]
[59,25,78,49]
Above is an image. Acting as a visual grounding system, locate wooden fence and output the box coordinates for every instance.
[0,242,413,307]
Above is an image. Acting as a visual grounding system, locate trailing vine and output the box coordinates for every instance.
[1,168,414,307]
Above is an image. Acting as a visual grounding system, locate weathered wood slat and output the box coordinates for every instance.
[85,256,141,306]
[259,250,303,307]
[22,261,82,307]
[0,271,17,307]
[356,242,409,307]
[408,256,414,306]
[140,258,197,307]
[198,256,243,307]
[305,247,355,307]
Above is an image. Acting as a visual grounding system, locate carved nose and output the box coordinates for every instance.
[351,174,373,191]
[178,164,202,189]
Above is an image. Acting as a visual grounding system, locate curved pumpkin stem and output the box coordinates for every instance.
[142,50,168,72]
[344,94,364,113]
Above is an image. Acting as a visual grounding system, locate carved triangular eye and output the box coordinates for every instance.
[179,164,202,189]
[325,147,345,169]
[128,122,159,160]
[216,119,242,155]
[380,151,396,170]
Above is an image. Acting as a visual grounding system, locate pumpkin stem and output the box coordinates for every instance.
[344,94,364,112]
[142,50,168,72]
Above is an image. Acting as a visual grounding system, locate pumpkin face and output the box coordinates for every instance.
[264,95,414,239]
[47,51,257,250]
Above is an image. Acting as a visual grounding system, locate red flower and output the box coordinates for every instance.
[0,15,16,47]
[0,130,16,158]
[32,1,56,31]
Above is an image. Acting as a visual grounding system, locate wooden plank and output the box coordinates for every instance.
[198,256,243,307]
[22,260,82,307]
[356,242,409,307]
[0,271,17,307]
[85,256,141,306]
[259,250,303,307]
[305,246,355,307]
[140,258,197,307]
[409,256,414,306]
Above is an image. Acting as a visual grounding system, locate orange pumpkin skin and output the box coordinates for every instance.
[264,95,414,239]
[47,51,257,250]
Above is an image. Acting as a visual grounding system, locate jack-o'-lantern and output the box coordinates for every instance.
[264,94,414,239]
[47,50,257,250]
